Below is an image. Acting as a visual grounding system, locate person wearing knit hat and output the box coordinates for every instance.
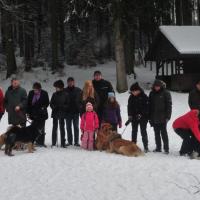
[86,102,93,111]
[50,80,70,148]
[130,82,142,92]
[127,82,149,152]
[80,101,99,150]
[149,79,172,154]
[102,93,122,131]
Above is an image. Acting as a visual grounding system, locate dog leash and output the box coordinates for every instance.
[120,125,128,136]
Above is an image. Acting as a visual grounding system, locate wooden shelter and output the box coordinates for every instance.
[145,26,200,91]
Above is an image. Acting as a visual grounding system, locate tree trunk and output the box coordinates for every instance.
[24,3,34,72]
[176,0,183,25]
[124,30,135,75]
[198,0,200,24]
[58,0,65,61]
[182,0,192,25]
[50,0,59,71]
[37,0,43,56]
[0,8,6,52]
[114,18,128,93]
[3,6,17,78]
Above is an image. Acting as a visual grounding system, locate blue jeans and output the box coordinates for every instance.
[66,113,79,145]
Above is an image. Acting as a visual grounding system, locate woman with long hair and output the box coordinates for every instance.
[80,80,99,116]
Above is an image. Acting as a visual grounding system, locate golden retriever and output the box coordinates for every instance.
[96,123,143,157]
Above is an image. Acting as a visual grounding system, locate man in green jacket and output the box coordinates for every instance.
[4,78,27,126]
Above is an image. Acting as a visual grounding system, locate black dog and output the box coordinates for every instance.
[5,121,43,156]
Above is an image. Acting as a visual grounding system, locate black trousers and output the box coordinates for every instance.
[66,113,79,145]
[175,128,200,155]
[132,120,148,149]
[35,120,46,145]
[153,123,169,152]
[52,118,65,146]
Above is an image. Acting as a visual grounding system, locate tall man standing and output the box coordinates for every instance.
[4,78,27,126]
[92,71,114,122]
[65,77,82,146]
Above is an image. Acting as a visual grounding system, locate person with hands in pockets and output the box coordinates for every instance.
[80,102,99,150]
[50,80,70,148]
[149,80,172,154]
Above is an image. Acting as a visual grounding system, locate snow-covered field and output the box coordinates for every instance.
[0,62,200,200]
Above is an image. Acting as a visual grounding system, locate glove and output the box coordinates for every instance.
[118,121,122,128]
[125,119,131,126]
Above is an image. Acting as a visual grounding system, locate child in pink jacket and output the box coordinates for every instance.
[80,102,99,150]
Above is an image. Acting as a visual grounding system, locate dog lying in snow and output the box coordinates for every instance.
[96,123,143,157]
[4,121,43,156]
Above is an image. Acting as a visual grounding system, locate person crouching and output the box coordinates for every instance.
[173,109,200,159]
[80,102,99,150]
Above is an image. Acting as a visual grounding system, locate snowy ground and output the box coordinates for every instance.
[0,62,200,200]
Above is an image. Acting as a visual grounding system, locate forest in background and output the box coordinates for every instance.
[0,0,199,92]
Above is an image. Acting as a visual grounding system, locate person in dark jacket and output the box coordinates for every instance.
[188,80,200,109]
[173,109,200,158]
[0,87,4,121]
[92,71,114,122]
[102,92,122,131]
[65,77,82,146]
[127,82,149,152]
[149,80,172,154]
[4,78,27,126]
[27,82,49,147]
[50,80,70,148]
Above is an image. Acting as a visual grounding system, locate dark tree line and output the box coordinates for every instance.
[0,0,199,92]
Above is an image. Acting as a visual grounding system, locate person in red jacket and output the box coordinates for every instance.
[80,102,99,150]
[0,87,5,121]
[173,109,200,157]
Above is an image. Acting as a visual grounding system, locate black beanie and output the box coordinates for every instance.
[130,82,141,92]
[153,79,163,87]
[53,80,64,89]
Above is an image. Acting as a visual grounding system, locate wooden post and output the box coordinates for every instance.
[171,61,174,75]
[156,61,159,76]
[162,62,164,76]
[166,62,168,75]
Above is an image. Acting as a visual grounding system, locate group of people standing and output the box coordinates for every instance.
[0,72,200,157]
[0,71,119,150]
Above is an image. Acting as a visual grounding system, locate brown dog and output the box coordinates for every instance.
[96,123,143,157]
[107,132,143,157]
[95,123,112,150]
[0,133,6,149]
